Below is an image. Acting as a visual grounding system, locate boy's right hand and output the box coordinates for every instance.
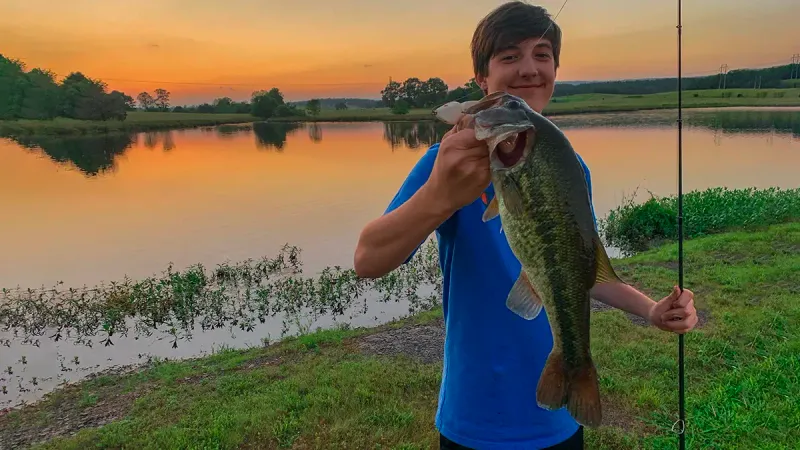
[425,127,491,215]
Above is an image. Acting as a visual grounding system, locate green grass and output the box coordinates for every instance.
[600,186,800,254]
[2,223,798,449]
[0,112,257,136]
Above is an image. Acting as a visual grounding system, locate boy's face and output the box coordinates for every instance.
[474,37,557,113]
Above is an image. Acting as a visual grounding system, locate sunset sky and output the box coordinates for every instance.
[2,0,798,104]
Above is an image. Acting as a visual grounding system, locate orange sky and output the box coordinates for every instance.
[2,0,798,104]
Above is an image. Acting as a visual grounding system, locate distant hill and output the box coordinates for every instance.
[553,63,797,97]
[289,98,381,109]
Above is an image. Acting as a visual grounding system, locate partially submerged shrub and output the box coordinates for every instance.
[599,186,800,254]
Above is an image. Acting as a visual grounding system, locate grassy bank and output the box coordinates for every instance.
[269,88,800,122]
[2,88,798,136]
[0,112,256,136]
[1,186,798,449]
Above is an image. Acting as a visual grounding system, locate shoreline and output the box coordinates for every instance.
[2,90,799,136]
[1,221,798,449]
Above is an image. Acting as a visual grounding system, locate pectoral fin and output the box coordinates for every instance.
[592,235,624,285]
[499,178,527,216]
[506,270,544,320]
[482,196,500,222]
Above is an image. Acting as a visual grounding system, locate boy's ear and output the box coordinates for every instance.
[475,73,487,91]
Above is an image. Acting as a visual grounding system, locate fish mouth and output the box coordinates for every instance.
[482,126,535,171]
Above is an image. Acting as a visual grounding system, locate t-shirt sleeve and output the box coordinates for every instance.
[575,153,598,229]
[383,144,440,264]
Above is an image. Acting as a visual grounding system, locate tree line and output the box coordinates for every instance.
[3,49,796,123]
[1,54,134,121]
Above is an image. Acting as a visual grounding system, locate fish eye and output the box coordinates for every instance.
[507,100,520,109]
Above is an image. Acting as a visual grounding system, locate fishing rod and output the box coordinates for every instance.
[675,0,687,448]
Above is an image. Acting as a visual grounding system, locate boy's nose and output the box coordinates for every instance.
[517,57,539,78]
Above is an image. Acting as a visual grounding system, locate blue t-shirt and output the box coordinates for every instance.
[384,143,596,449]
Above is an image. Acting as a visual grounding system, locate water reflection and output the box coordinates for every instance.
[688,109,800,137]
[382,121,451,149]
[142,131,176,151]
[10,133,135,176]
[3,109,797,178]
[253,121,303,151]
[308,123,323,143]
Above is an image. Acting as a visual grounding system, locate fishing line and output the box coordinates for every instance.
[673,0,687,447]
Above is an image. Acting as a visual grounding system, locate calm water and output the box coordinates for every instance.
[1,109,799,408]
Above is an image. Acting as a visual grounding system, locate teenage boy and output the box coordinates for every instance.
[354,2,698,449]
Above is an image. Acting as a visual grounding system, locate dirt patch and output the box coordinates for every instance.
[600,397,659,435]
[590,299,614,312]
[356,319,445,364]
[0,380,153,450]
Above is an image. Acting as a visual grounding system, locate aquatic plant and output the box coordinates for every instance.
[0,241,442,349]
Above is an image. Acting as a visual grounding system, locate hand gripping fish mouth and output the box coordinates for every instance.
[433,92,536,171]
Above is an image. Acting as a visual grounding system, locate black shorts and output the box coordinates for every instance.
[439,426,584,449]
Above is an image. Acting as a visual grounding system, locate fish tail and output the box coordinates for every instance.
[536,351,569,411]
[537,352,602,428]
[566,358,602,427]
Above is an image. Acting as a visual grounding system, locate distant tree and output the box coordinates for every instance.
[196,103,215,113]
[0,54,27,119]
[399,78,423,108]
[137,92,155,110]
[251,88,285,119]
[154,88,170,111]
[274,104,305,117]
[120,92,136,110]
[212,97,234,113]
[267,88,284,105]
[101,91,129,120]
[391,99,410,115]
[335,102,348,110]
[306,99,321,116]
[59,72,108,120]
[418,77,448,108]
[381,79,401,107]
[20,68,61,119]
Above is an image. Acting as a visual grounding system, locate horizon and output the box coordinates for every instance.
[3,0,798,105]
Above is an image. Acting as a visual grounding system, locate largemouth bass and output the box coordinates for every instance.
[434,92,625,427]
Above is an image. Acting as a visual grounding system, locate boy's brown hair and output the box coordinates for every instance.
[470,1,562,78]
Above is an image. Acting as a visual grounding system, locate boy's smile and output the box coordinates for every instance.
[475,37,557,114]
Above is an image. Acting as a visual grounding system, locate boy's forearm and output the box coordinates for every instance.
[590,282,655,321]
[354,182,454,279]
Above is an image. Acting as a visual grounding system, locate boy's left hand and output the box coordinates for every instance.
[647,286,698,334]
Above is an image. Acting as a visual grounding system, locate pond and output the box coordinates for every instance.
[1,108,798,408]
